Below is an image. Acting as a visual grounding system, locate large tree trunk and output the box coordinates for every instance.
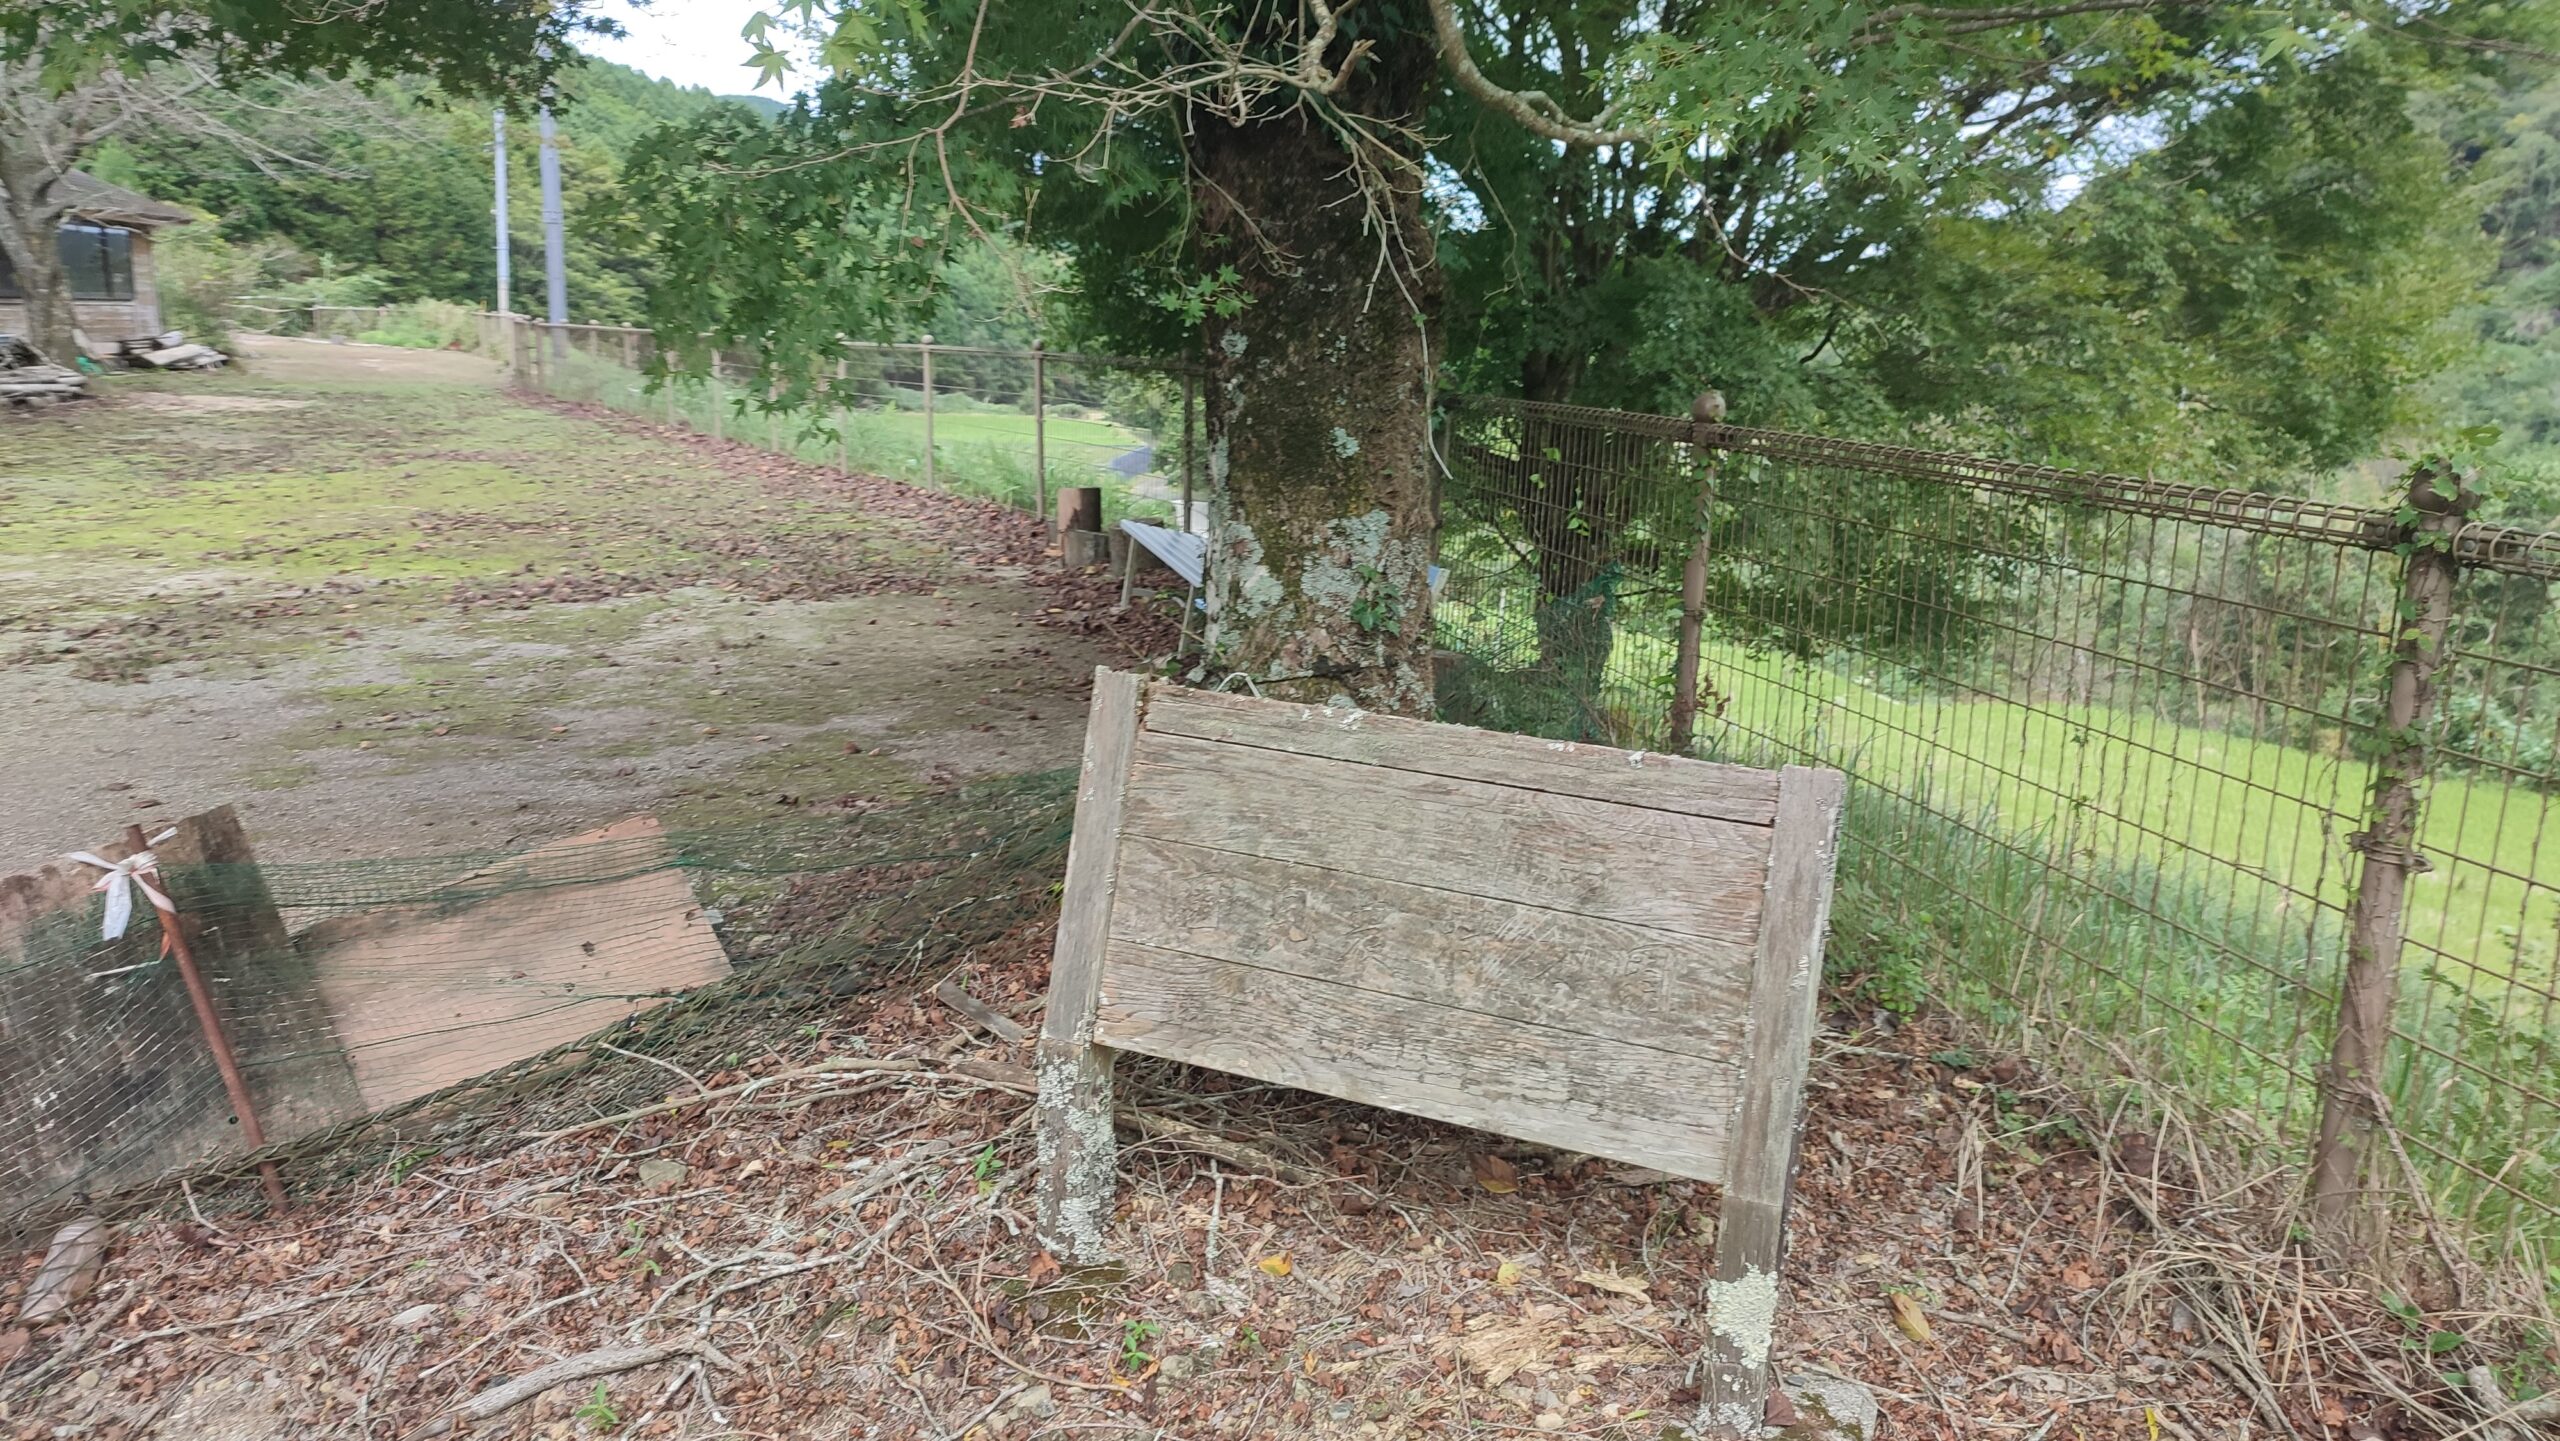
[0,186,79,363]
[1190,24,1441,717]
[0,62,90,363]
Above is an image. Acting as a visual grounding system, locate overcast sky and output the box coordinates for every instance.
[580,0,804,97]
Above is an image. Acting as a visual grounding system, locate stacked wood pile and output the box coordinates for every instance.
[118,331,227,371]
[0,335,88,407]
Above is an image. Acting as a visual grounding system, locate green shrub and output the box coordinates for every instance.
[355,300,480,350]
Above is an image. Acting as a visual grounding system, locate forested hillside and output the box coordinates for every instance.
[2431,73,2560,523]
[84,57,771,326]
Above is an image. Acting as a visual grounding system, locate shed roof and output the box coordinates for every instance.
[58,171,194,229]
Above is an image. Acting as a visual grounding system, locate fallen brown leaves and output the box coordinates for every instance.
[534,399,1182,664]
[0,923,2461,1440]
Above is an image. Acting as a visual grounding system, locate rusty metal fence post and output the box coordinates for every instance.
[124,824,288,1210]
[2311,466,2473,1242]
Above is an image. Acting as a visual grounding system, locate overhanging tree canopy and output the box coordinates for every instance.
[627,0,2553,722]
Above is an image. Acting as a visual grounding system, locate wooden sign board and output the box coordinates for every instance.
[1034,671,1845,1436]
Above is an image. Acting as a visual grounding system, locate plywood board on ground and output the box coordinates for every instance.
[302,816,729,1109]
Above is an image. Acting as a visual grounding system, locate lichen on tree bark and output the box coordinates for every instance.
[1188,20,1441,720]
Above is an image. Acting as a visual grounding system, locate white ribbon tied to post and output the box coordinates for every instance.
[66,827,180,945]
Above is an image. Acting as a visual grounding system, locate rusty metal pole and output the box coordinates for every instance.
[1668,391,1727,755]
[2311,467,2469,1242]
[124,825,287,1210]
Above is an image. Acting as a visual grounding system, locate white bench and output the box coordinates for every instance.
[1116,520,1210,656]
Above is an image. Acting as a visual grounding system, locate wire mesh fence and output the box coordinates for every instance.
[123,309,2554,1286]
[483,317,1200,536]
[1439,394,2560,1278]
[0,776,1074,1242]
[229,301,390,339]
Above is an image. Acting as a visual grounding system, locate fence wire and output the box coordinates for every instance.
[1440,395,2560,1273]
[0,776,1073,1242]
[196,314,2555,1273]
[495,320,1199,537]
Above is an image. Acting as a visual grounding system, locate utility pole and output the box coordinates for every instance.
[538,104,568,358]
[491,111,512,316]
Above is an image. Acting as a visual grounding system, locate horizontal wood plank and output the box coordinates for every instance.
[1144,684,1780,825]
[1121,732,1771,940]
[1096,941,1739,1180]
[1110,834,1753,1060]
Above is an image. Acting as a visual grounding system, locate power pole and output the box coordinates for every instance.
[538,104,568,358]
[491,111,512,316]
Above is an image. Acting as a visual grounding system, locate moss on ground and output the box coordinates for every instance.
[2,342,1109,856]
[0,362,941,681]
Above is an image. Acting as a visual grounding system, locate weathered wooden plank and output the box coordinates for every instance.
[1696,764,1846,1439]
[1121,731,1771,940]
[1109,834,1753,1060]
[1035,667,1144,1263]
[1143,683,1780,825]
[1095,941,1741,1181]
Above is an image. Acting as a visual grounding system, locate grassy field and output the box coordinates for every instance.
[1439,591,2560,1247]
[537,349,1177,524]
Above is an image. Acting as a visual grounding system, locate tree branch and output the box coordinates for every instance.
[1426,0,1644,148]
[1296,0,1375,96]
[1862,0,2211,38]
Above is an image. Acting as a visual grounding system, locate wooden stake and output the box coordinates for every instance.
[1669,392,1728,754]
[126,824,287,1210]
[1035,669,1144,1262]
[2313,467,2470,1243]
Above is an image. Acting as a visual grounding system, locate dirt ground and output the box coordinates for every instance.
[0,337,1162,866]
[0,908,2448,1441]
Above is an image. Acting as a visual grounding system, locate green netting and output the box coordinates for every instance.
[0,774,1074,1241]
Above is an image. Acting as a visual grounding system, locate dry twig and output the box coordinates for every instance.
[406,1336,734,1437]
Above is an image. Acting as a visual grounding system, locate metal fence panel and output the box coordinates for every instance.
[1438,393,2560,1274]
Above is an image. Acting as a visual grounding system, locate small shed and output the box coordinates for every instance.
[0,171,194,345]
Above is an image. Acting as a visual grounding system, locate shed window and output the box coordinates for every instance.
[0,225,136,303]
[60,225,135,301]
